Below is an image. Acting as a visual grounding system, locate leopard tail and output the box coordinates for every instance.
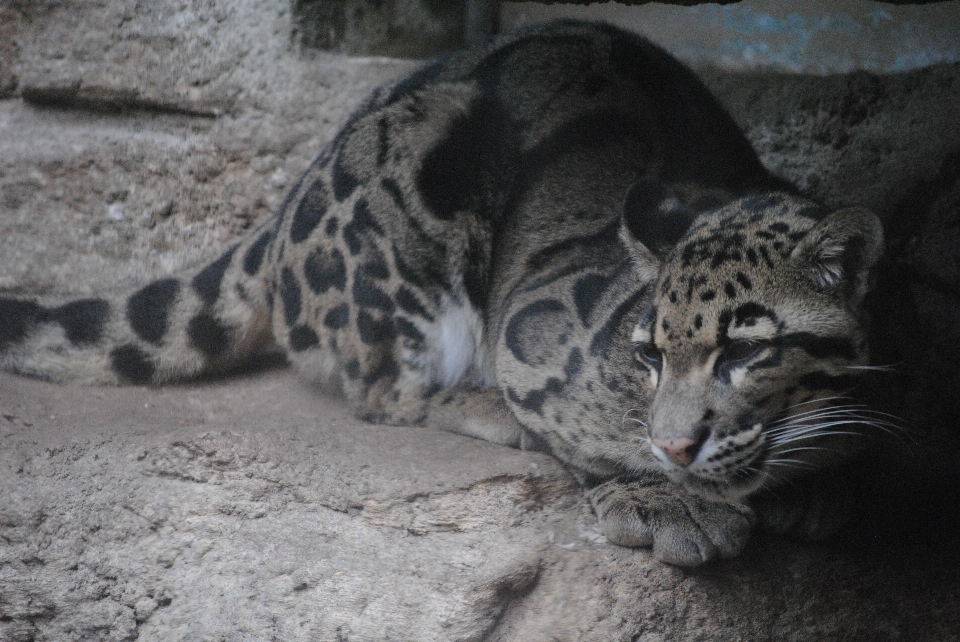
[0,222,277,385]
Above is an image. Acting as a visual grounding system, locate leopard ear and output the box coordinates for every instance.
[619,218,661,284]
[619,180,663,283]
[789,207,884,301]
[619,178,697,283]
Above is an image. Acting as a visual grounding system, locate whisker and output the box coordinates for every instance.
[764,458,820,470]
[843,363,899,373]
[768,404,872,426]
[767,430,862,447]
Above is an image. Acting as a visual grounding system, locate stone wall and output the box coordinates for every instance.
[1,2,959,640]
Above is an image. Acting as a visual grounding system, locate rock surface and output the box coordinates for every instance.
[3,370,959,642]
[2,2,960,640]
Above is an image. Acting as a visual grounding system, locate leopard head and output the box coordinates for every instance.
[621,185,884,501]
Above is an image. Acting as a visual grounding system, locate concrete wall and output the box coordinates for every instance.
[502,0,960,73]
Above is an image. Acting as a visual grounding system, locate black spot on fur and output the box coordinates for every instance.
[343,198,383,255]
[324,303,350,329]
[53,299,110,346]
[724,282,737,299]
[745,248,759,266]
[352,269,395,313]
[590,288,649,358]
[504,299,566,364]
[188,312,231,358]
[331,154,360,202]
[345,359,361,380]
[110,344,155,384]
[381,177,406,211]
[304,247,347,294]
[758,245,776,268]
[244,230,272,275]
[357,309,396,345]
[289,325,320,352]
[507,386,546,416]
[396,286,434,322]
[395,317,425,345]
[769,222,790,234]
[128,278,180,345]
[735,272,753,290]
[362,352,400,386]
[376,117,390,166]
[360,254,390,281]
[527,223,619,273]
[325,217,339,237]
[573,273,613,325]
[693,314,703,329]
[193,245,238,306]
[291,180,330,243]
[280,267,302,327]
[0,298,48,349]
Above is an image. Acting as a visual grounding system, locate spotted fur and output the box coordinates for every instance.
[0,22,885,565]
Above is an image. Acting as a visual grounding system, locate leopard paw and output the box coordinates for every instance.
[590,475,756,566]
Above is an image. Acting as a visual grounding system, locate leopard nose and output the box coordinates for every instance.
[653,432,708,467]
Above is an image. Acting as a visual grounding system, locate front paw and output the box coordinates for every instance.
[590,474,756,566]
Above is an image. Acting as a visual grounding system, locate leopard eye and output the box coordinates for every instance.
[716,340,767,371]
[633,342,663,371]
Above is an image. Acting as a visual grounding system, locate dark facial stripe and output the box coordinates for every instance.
[774,333,858,360]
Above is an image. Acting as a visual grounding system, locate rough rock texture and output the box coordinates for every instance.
[3,371,959,642]
[2,2,960,640]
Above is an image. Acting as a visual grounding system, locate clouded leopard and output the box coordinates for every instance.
[0,21,886,565]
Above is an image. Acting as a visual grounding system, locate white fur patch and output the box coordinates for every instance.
[631,323,651,344]
[412,294,492,388]
[728,317,777,342]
